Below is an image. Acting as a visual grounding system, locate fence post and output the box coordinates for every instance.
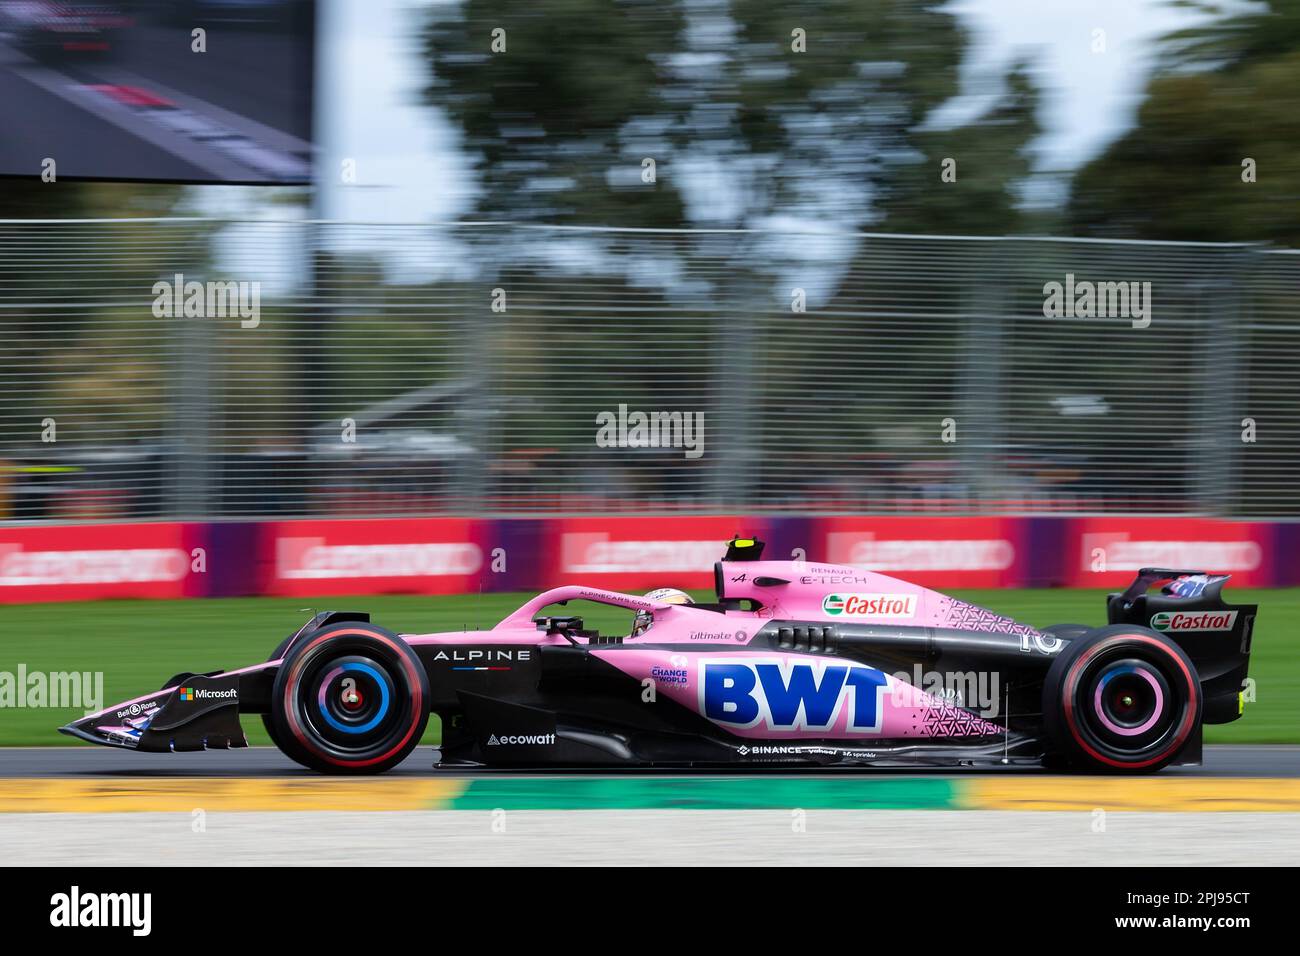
[711,238,761,513]
[955,241,1009,510]
[1194,247,1251,516]
[453,258,497,515]
[170,284,215,518]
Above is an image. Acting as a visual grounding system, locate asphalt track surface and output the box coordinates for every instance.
[1,744,1297,777]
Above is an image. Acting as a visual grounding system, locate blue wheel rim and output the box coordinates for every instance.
[317,661,391,734]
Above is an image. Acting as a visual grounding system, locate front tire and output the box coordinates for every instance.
[1043,624,1201,773]
[270,624,429,774]
[260,632,299,753]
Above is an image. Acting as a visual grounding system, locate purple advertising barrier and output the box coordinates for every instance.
[762,517,818,565]
[1020,517,1070,589]
[480,519,549,593]
[198,522,263,598]
[1268,521,1300,587]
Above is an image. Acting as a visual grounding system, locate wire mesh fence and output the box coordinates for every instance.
[0,219,1296,521]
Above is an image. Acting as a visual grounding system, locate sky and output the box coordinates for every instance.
[937,0,1215,171]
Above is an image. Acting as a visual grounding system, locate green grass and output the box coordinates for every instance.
[0,589,1293,746]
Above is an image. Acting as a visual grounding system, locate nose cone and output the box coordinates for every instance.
[58,720,103,745]
[58,692,170,750]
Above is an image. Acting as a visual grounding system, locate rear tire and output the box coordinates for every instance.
[270,624,429,775]
[1043,624,1201,773]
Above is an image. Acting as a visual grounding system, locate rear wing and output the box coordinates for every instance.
[1107,568,1256,724]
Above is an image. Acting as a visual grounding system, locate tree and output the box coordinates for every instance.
[425,0,688,227]
[877,63,1042,236]
[1068,0,1300,245]
[425,0,1040,234]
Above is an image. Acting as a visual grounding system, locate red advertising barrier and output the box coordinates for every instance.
[0,522,201,604]
[1062,517,1279,588]
[261,518,488,597]
[544,515,767,592]
[814,516,1026,589]
[0,515,1289,604]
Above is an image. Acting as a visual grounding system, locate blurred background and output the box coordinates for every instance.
[0,1,1298,548]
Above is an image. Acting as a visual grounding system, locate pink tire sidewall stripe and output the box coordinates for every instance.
[1091,666,1164,737]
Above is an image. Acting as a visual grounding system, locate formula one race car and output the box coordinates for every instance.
[61,538,1257,774]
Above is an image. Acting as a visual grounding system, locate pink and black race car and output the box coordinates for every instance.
[61,538,1256,774]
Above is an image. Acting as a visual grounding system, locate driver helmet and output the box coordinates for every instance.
[631,587,694,637]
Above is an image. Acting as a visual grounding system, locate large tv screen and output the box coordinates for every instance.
[0,0,314,184]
